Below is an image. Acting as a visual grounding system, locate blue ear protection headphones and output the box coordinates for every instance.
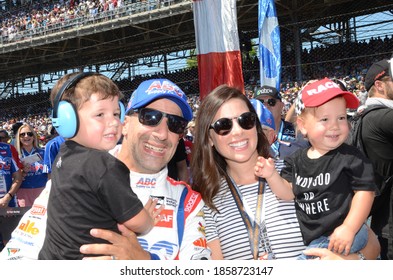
[51,72,125,139]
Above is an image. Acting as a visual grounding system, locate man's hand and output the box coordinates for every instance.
[80,224,151,260]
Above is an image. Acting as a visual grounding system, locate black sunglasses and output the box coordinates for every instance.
[128,108,188,134]
[210,112,257,136]
[20,132,34,137]
[259,98,277,107]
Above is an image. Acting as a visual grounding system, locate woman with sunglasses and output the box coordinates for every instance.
[191,85,380,260]
[15,123,47,207]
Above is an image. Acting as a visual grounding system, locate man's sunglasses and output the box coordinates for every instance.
[209,112,257,136]
[20,132,34,137]
[259,98,277,107]
[128,108,188,134]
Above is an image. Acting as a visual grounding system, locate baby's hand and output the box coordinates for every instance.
[144,198,164,226]
[328,224,356,255]
[254,156,276,179]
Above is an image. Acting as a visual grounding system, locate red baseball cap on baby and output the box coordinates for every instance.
[294,77,359,115]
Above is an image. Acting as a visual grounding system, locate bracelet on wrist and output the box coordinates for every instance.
[7,192,14,199]
[357,251,366,260]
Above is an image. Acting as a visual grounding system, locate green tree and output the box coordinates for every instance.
[186,49,198,69]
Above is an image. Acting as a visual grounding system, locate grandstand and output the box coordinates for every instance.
[0,0,393,119]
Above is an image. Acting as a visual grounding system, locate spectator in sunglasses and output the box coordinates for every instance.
[15,123,47,207]
[2,78,210,261]
[38,73,159,260]
[191,84,379,260]
[254,85,309,159]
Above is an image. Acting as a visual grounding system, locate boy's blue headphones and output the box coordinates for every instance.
[51,72,125,139]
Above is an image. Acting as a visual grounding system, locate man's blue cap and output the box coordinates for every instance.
[126,79,193,121]
[250,99,275,131]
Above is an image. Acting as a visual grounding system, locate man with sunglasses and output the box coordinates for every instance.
[254,85,308,160]
[1,78,210,260]
[81,78,209,260]
[361,58,393,259]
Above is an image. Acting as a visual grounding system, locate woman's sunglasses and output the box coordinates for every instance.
[259,98,277,107]
[128,108,188,134]
[210,112,257,136]
[20,132,34,137]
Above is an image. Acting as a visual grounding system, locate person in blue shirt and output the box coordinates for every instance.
[42,134,65,180]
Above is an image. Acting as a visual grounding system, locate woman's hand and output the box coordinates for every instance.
[302,248,348,260]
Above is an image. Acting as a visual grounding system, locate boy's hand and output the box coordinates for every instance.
[144,198,164,225]
[254,156,276,180]
[328,224,356,255]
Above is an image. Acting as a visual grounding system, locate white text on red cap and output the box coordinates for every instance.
[305,81,340,96]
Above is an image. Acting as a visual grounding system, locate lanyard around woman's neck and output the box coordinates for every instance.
[227,176,265,260]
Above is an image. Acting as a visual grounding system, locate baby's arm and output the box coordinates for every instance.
[122,198,163,235]
[328,190,375,255]
[254,156,294,200]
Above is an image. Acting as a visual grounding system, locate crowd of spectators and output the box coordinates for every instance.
[0,59,376,150]
[0,0,182,42]
[243,35,393,84]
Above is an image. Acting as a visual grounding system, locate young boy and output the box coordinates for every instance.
[255,78,376,259]
[38,73,159,259]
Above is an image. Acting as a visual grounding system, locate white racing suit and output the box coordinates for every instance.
[0,167,210,260]
[130,168,210,260]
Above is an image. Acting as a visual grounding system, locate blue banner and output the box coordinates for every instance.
[258,0,281,91]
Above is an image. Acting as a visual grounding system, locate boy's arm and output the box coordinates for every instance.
[305,226,380,260]
[343,190,374,233]
[122,198,162,235]
[328,190,374,254]
[122,208,153,235]
[255,157,294,200]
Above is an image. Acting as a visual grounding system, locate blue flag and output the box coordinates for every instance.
[258,0,281,91]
